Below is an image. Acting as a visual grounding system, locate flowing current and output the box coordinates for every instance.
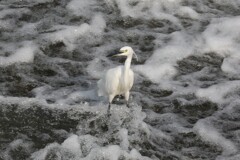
[1,0,240,159]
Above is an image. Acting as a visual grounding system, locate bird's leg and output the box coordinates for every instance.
[107,102,111,116]
[107,95,114,116]
[126,101,130,108]
[125,91,130,108]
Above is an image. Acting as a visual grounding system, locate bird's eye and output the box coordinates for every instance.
[125,49,128,52]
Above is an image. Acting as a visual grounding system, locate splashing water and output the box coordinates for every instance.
[0,0,240,159]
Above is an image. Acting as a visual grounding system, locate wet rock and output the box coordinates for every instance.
[150,89,173,98]
[33,66,57,77]
[58,62,86,77]
[174,132,222,159]
[139,35,155,52]
[0,103,87,151]
[0,64,40,97]
[146,19,181,34]
[147,19,165,28]
[5,139,34,160]
[1,0,240,159]
[141,84,173,98]
[7,81,38,97]
[42,41,67,58]
[44,146,76,160]
[173,99,218,124]
[177,52,224,74]
[112,16,142,28]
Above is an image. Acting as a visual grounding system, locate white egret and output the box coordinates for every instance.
[97,46,138,115]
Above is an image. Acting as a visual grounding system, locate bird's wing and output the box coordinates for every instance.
[104,66,122,95]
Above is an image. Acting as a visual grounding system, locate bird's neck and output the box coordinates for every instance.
[124,55,132,73]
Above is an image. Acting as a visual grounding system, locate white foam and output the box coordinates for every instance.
[194,120,237,155]
[103,0,115,8]
[31,85,54,101]
[196,81,240,104]
[216,154,240,160]
[78,134,100,157]
[1,89,153,159]
[2,1,240,159]
[25,0,53,3]
[86,55,114,79]
[134,32,196,83]
[218,99,240,120]
[4,139,33,160]
[0,42,18,56]
[58,89,98,104]
[0,41,37,66]
[113,0,181,21]
[197,15,240,75]
[90,14,106,35]
[83,145,151,160]
[203,16,240,57]
[146,32,196,64]
[46,14,106,51]
[129,148,147,159]
[0,8,30,31]
[61,134,82,156]
[0,20,13,31]
[31,143,60,160]
[221,56,240,75]
[32,84,98,105]
[212,0,240,7]
[128,105,151,138]
[84,145,123,160]
[134,63,177,83]
[19,23,38,36]
[177,6,199,19]
[47,24,89,51]
[67,0,96,16]
[118,128,129,150]
[0,8,30,19]
[29,104,152,159]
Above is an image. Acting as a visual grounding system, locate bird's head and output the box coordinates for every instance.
[107,46,138,61]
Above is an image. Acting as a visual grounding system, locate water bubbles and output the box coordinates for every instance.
[1,0,240,159]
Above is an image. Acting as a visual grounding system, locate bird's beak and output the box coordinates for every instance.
[106,52,117,57]
[106,50,124,57]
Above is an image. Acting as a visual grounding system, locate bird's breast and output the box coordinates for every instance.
[117,72,133,93]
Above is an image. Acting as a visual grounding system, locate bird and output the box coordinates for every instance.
[97,46,138,115]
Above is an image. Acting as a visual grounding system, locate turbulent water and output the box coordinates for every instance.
[1,0,240,159]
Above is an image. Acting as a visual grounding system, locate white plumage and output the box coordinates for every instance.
[97,46,137,114]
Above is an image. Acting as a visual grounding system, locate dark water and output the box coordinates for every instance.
[0,0,240,159]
